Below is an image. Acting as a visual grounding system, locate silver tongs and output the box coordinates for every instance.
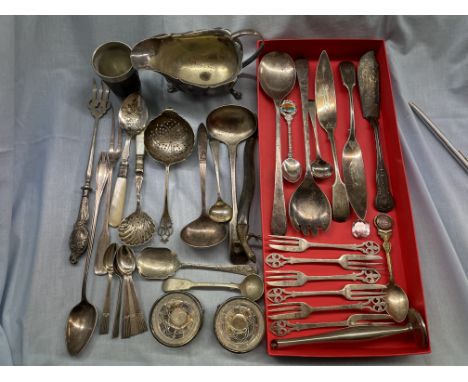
[409,102,468,173]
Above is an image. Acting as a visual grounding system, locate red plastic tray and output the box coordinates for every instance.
[256,39,431,357]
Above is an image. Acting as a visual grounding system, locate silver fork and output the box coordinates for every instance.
[266,284,387,304]
[69,80,111,264]
[94,105,123,275]
[270,313,394,336]
[265,253,385,271]
[268,235,380,255]
[268,297,387,320]
[266,269,381,287]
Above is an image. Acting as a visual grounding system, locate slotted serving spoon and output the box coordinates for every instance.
[144,109,195,242]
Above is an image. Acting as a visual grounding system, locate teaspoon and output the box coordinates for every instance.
[208,139,233,223]
[280,99,302,183]
[374,214,409,323]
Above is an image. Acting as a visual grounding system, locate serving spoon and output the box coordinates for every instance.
[66,153,110,356]
[374,214,409,322]
[258,52,296,235]
[206,105,257,260]
[136,247,257,279]
[181,124,227,248]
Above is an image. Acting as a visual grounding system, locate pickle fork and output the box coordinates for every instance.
[265,253,384,271]
[267,284,387,304]
[266,269,381,287]
[268,297,387,320]
[268,235,380,255]
[271,313,394,336]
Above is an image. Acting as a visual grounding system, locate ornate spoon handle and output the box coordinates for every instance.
[158,165,173,242]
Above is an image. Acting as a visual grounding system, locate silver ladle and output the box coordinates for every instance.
[180,124,227,248]
[206,105,257,260]
[162,274,265,301]
[109,93,148,227]
[280,99,302,183]
[258,52,296,235]
[136,247,257,280]
[65,153,110,356]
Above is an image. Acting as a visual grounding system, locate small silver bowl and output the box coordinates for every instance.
[214,297,265,353]
[149,292,203,347]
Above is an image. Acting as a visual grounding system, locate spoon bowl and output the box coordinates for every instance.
[181,214,227,248]
[116,245,136,276]
[259,52,296,101]
[118,208,156,246]
[66,300,97,356]
[239,274,264,301]
[206,105,257,146]
[282,158,302,183]
[289,173,332,236]
[385,284,410,323]
[311,157,333,179]
[209,199,233,223]
[119,93,148,135]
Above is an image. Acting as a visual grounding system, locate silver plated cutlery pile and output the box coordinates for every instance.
[65,31,429,357]
[66,47,264,355]
[258,49,426,351]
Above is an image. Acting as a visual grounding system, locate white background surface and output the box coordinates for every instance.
[0,15,467,365]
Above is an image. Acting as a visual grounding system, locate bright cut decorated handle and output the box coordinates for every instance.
[109,176,127,227]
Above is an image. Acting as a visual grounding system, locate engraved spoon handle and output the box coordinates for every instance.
[112,275,123,338]
[99,273,113,334]
[180,262,256,276]
[158,165,173,242]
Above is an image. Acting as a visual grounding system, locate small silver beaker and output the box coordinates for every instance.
[92,41,141,98]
